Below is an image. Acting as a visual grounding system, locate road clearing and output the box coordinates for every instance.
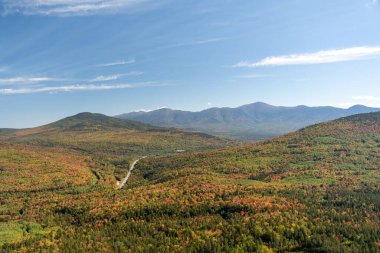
[118,156,146,189]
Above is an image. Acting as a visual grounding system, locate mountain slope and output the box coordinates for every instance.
[1,112,379,252]
[3,112,162,137]
[0,112,231,159]
[140,111,380,182]
[117,102,380,140]
[46,112,161,132]
[0,142,95,247]
[127,111,380,252]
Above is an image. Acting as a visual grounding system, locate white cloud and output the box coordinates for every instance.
[90,74,123,82]
[0,67,8,72]
[0,76,61,85]
[352,95,379,101]
[233,46,380,68]
[97,58,135,67]
[135,109,152,112]
[1,0,156,16]
[337,96,380,108]
[0,82,169,94]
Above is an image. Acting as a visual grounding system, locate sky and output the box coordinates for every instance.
[1,0,380,128]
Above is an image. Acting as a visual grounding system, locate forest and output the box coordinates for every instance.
[0,112,379,252]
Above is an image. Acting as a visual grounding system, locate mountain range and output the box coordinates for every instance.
[117,102,380,140]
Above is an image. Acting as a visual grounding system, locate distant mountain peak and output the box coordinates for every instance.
[349,104,369,109]
[252,101,272,106]
[116,102,380,140]
[240,101,273,108]
[72,112,96,116]
[68,112,103,119]
[45,112,160,132]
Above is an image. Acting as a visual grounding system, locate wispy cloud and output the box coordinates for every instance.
[0,67,8,72]
[0,84,131,94]
[352,95,379,101]
[97,58,135,67]
[0,76,61,85]
[0,82,169,94]
[90,71,143,82]
[173,38,227,47]
[1,0,157,16]
[233,46,380,68]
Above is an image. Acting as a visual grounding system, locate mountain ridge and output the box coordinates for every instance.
[116,102,380,140]
[45,112,164,132]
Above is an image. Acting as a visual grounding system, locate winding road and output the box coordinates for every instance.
[118,156,146,189]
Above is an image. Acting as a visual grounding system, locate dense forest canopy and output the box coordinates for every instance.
[0,112,379,252]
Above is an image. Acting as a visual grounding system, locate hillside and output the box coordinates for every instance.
[0,112,230,158]
[1,112,379,252]
[117,102,380,140]
[129,111,380,252]
[0,142,95,246]
[2,112,163,137]
[0,112,231,184]
[39,112,164,132]
[139,111,380,183]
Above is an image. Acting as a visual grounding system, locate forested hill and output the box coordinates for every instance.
[2,112,164,136]
[1,112,379,252]
[139,111,380,183]
[117,102,380,140]
[129,111,380,252]
[46,112,164,132]
[0,112,231,159]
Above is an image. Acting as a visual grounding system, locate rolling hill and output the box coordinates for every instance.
[117,102,380,140]
[1,112,379,252]
[0,112,230,158]
[0,112,232,185]
[121,111,379,252]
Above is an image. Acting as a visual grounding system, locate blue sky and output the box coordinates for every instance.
[1,0,380,128]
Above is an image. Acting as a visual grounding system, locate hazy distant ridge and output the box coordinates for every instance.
[116,102,380,140]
